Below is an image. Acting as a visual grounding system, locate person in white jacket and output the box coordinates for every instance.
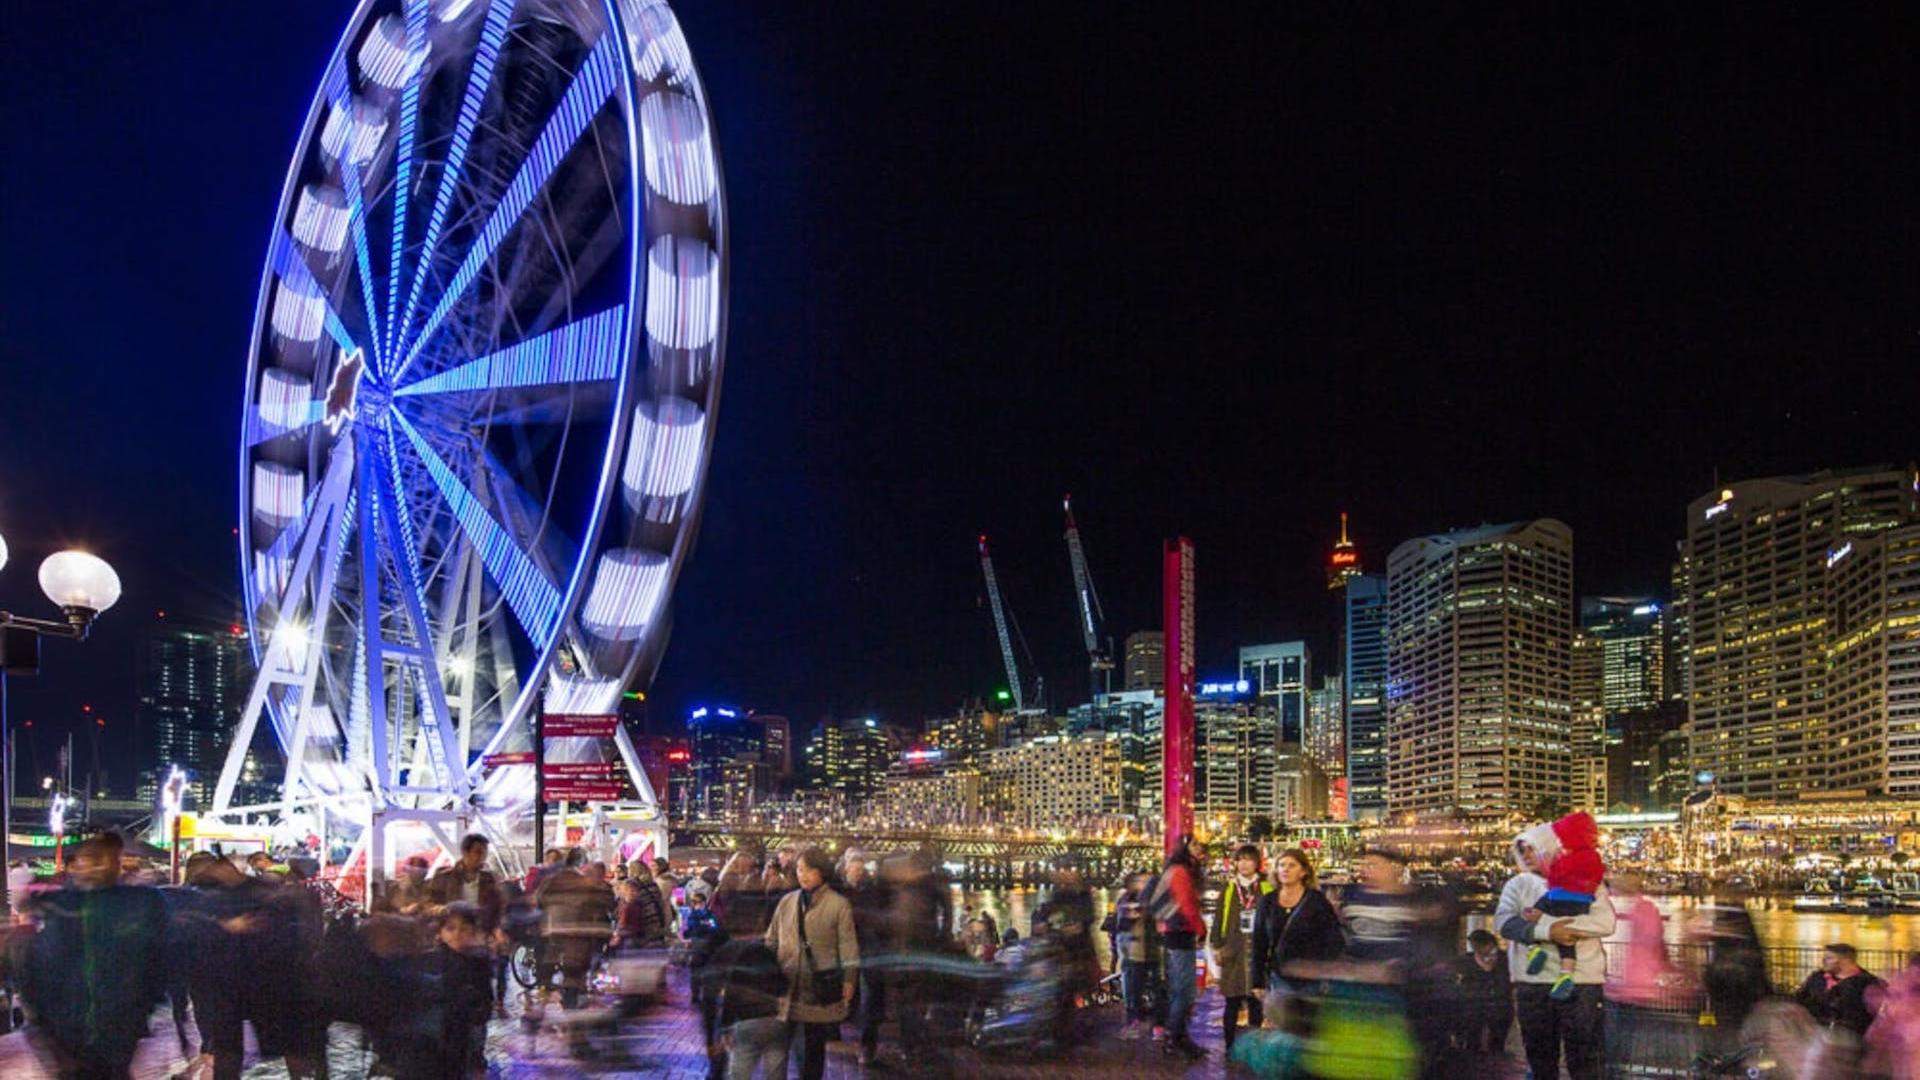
[1495,833,1616,1080]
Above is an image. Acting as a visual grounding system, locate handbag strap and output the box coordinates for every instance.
[794,889,819,971]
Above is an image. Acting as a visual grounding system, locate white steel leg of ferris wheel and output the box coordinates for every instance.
[373,457,469,806]
[214,446,354,817]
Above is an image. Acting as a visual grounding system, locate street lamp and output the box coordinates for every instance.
[0,532,121,909]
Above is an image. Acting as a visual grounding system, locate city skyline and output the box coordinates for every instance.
[2,6,1916,780]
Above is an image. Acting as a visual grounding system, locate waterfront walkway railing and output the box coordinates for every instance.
[1601,941,1916,1014]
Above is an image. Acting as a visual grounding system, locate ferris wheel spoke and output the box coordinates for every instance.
[391,30,623,381]
[392,410,563,651]
[338,156,387,369]
[393,304,625,398]
[393,0,519,362]
[380,0,433,370]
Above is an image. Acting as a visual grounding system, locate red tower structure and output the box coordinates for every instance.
[1327,511,1362,590]
[1163,538,1195,855]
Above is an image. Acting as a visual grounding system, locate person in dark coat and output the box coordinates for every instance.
[1452,929,1513,1065]
[838,849,890,1065]
[1794,942,1884,1036]
[16,833,169,1079]
[1249,847,1344,1000]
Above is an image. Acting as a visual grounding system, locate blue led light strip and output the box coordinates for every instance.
[393,0,518,363]
[392,31,621,382]
[272,231,359,356]
[338,153,386,368]
[393,411,561,648]
[381,0,432,369]
[395,304,625,397]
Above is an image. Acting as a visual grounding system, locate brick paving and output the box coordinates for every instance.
[0,968,1242,1079]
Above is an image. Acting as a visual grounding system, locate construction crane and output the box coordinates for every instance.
[978,535,1025,711]
[1062,495,1114,700]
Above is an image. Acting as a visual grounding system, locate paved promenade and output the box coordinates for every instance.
[0,968,1264,1079]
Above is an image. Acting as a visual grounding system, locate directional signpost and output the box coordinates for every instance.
[532,713,627,855]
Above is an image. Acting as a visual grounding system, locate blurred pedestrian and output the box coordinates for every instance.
[713,933,787,1080]
[1150,833,1207,1061]
[839,849,888,1065]
[1210,843,1272,1050]
[1863,955,1920,1079]
[16,833,168,1079]
[1111,870,1162,1039]
[765,847,858,1080]
[612,862,670,950]
[1605,868,1683,1072]
[535,849,614,1009]
[1450,929,1511,1065]
[762,844,798,893]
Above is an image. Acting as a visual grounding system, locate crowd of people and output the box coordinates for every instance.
[3,816,1920,1078]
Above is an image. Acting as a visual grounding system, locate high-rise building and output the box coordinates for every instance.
[1684,468,1919,798]
[757,714,793,783]
[1306,675,1345,780]
[688,706,763,815]
[1123,631,1165,692]
[1581,597,1667,713]
[980,731,1136,822]
[1666,547,1693,703]
[1194,697,1275,821]
[803,717,893,807]
[1826,523,1920,795]
[930,706,1002,761]
[1570,629,1607,811]
[1239,642,1310,743]
[1344,575,1389,821]
[1604,701,1687,809]
[136,615,257,808]
[1386,520,1574,818]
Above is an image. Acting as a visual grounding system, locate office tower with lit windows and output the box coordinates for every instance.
[1306,675,1345,780]
[1239,641,1310,743]
[1344,575,1389,820]
[1825,523,1920,795]
[1123,631,1165,692]
[688,706,762,815]
[1193,694,1275,821]
[1386,520,1574,817]
[802,717,893,807]
[1665,549,1693,704]
[136,615,258,808]
[1684,468,1919,799]
[1581,597,1667,713]
[1570,629,1607,811]
[980,731,1135,821]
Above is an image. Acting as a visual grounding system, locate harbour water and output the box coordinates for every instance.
[951,885,1920,970]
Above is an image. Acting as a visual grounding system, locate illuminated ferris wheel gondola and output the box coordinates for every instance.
[218,0,726,879]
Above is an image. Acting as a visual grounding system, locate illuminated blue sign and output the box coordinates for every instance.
[690,707,708,720]
[1198,679,1251,698]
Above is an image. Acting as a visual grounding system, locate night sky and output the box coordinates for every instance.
[2,5,1915,787]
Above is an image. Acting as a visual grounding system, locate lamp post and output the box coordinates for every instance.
[0,536,122,911]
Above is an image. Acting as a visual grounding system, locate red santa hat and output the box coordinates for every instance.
[1514,811,1598,867]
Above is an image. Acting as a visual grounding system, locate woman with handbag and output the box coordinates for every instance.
[763,847,859,1080]
[1250,848,1345,1005]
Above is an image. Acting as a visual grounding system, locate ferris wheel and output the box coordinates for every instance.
[216,0,726,879]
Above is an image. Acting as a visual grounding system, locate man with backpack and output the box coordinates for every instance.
[1150,833,1208,1061]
